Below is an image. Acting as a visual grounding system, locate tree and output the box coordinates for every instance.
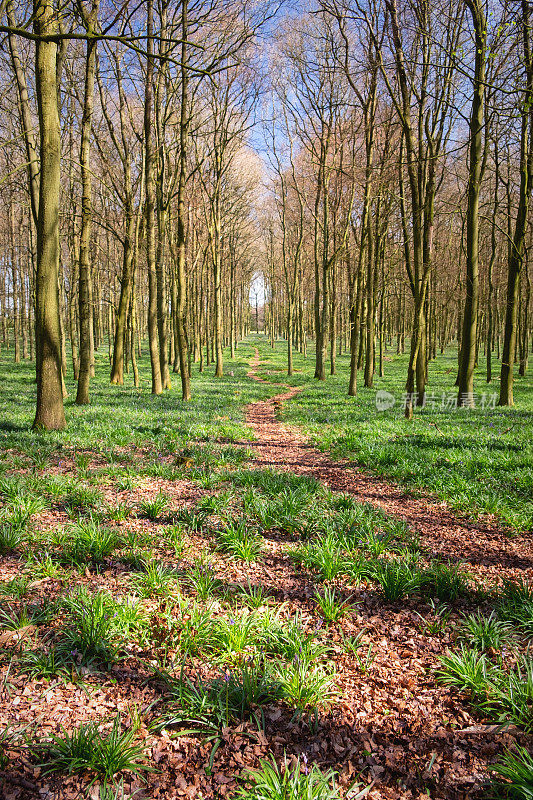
[144,0,163,395]
[174,0,192,399]
[32,0,66,430]
[76,0,99,405]
[499,0,533,406]
[457,0,487,407]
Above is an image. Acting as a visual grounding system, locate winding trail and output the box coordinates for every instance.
[245,348,532,581]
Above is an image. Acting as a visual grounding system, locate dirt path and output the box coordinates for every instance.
[246,349,532,583]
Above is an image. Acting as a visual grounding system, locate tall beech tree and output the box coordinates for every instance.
[499,0,533,406]
[32,0,65,430]
[144,0,163,395]
[75,0,99,405]
[457,0,487,407]
[174,0,192,399]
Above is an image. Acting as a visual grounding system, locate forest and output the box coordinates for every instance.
[0,0,532,798]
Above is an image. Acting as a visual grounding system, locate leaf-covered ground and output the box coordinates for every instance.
[0,340,532,799]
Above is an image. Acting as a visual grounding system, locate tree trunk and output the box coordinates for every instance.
[499,0,532,404]
[76,0,98,405]
[33,0,65,430]
[155,3,171,390]
[213,202,223,377]
[144,0,163,395]
[9,189,20,363]
[364,210,375,388]
[348,236,364,396]
[110,205,136,384]
[8,0,40,227]
[487,148,499,383]
[287,303,294,376]
[519,259,530,376]
[458,0,486,407]
[175,0,191,400]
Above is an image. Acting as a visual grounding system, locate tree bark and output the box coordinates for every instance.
[144,0,163,394]
[110,204,136,385]
[175,0,191,400]
[458,0,486,407]
[76,0,99,405]
[8,0,40,227]
[32,0,66,430]
[499,0,532,405]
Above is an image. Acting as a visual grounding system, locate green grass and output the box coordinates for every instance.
[57,588,131,666]
[0,339,270,454]
[139,492,170,521]
[436,646,494,699]
[291,533,350,581]
[34,714,149,781]
[256,338,533,531]
[371,558,421,602]
[155,660,283,735]
[236,755,341,800]
[489,746,533,799]
[58,518,121,568]
[458,611,513,651]
[129,561,179,598]
[314,587,355,622]
[216,517,263,562]
[497,579,533,638]
[9,333,528,530]
[437,648,533,732]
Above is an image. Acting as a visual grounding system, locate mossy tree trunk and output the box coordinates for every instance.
[33,0,65,430]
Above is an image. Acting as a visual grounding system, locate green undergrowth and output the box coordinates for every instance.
[1,335,532,795]
[0,462,532,794]
[2,334,531,532]
[0,340,270,456]
[252,337,533,532]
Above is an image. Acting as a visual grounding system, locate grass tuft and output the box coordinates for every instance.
[236,755,340,800]
[314,588,355,623]
[489,746,533,799]
[216,518,263,562]
[436,647,492,701]
[139,492,169,520]
[35,714,150,781]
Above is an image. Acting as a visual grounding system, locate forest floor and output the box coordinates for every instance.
[0,338,532,800]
